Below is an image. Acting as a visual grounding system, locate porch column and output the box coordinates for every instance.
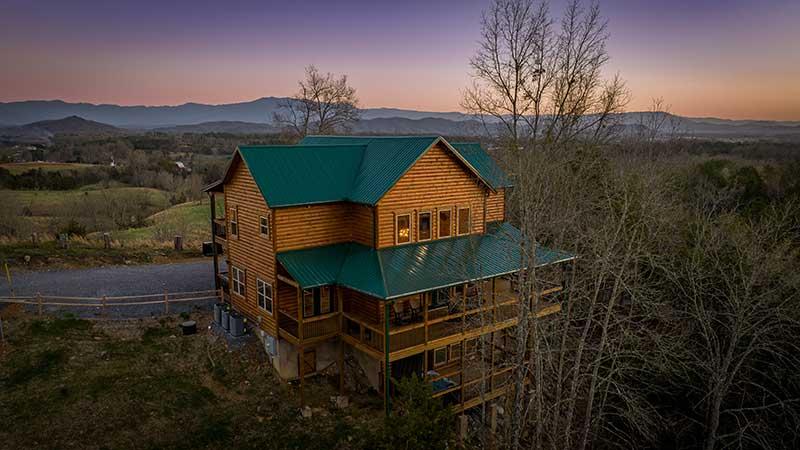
[208,192,220,291]
[384,300,392,417]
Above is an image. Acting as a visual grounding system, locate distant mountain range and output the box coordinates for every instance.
[1,97,799,142]
[0,115,123,144]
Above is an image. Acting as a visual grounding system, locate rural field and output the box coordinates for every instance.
[0,311,387,450]
[1,159,224,269]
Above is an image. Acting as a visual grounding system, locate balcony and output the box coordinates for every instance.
[342,277,564,361]
[212,219,226,240]
[278,310,341,344]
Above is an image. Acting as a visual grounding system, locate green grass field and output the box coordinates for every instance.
[109,200,212,243]
[0,162,100,175]
[3,187,171,217]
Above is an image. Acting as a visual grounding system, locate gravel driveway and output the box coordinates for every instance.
[0,260,225,319]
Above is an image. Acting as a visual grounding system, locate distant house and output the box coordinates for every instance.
[204,135,574,414]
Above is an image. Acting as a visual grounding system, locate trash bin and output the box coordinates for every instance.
[180,321,197,335]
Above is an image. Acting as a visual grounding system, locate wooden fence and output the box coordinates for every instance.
[0,289,221,318]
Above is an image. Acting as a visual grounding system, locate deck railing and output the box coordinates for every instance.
[279,310,341,341]
[342,285,564,358]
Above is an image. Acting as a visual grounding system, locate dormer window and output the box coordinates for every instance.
[396,213,411,244]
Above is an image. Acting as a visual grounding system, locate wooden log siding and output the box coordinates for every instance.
[224,159,278,335]
[486,188,505,222]
[342,287,382,324]
[274,202,374,252]
[278,281,298,317]
[377,143,489,249]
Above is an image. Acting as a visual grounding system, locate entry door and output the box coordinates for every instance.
[303,348,316,374]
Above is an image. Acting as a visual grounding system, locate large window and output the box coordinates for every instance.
[231,266,245,296]
[438,208,451,238]
[457,207,471,235]
[430,287,450,309]
[396,213,411,244]
[418,211,431,241]
[230,207,239,237]
[433,347,448,367]
[257,278,273,314]
[303,286,334,318]
[259,215,270,238]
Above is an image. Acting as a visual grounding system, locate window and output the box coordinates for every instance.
[257,278,273,314]
[433,347,448,367]
[259,215,270,238]
[449,343,462,361]
[396,213,411,244]
[457,207,471,235]
[438,208,451,238]
[430,288,450,309]
[230,207,239,237]
[418,211,431,241]
[465,338,478,356]
[303,289,315,318]
[302,286,334,318]
[319,286,332,314]
[231,266,245,296]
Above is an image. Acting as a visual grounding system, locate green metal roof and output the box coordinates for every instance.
[232,136,510,208]
[276,222,575,300]
[237,144,364,207]
[450,142,512,189]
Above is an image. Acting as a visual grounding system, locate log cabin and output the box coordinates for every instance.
[204,135,574,414]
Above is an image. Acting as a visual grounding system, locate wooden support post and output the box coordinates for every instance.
[102,232,111,249]
[490,331,496,392]
[384,300,392,417]
[423,293,429,344]
[3,261,13,298]
[458,414,469,447]
[31,232,38,246]
[460,339,466,414]
[36,292,42,316]
[299,346,305,407]
[338,337,345,396]
[164,288,169,315]
[296,286,304,341]
[462,283,467,333]
[489,403,498,449]
[174,235,183,251]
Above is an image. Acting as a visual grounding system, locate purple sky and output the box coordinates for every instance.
[1,0,799,119]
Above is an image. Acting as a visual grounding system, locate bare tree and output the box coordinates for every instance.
[274,65,360,137]
[463,0,628,152]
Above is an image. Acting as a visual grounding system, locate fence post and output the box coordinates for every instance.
[36,292,42,316]
[103,233,111,249]
[102,295,107,318]
[174,235,183,251]
[164,288,169,315]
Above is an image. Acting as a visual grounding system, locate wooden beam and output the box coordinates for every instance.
[297,286,303,341]
[277,274,299,287]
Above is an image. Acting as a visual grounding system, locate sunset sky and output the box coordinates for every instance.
[2,0,799,120]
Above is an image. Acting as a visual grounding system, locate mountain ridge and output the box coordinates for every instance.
[1,98,799,141]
